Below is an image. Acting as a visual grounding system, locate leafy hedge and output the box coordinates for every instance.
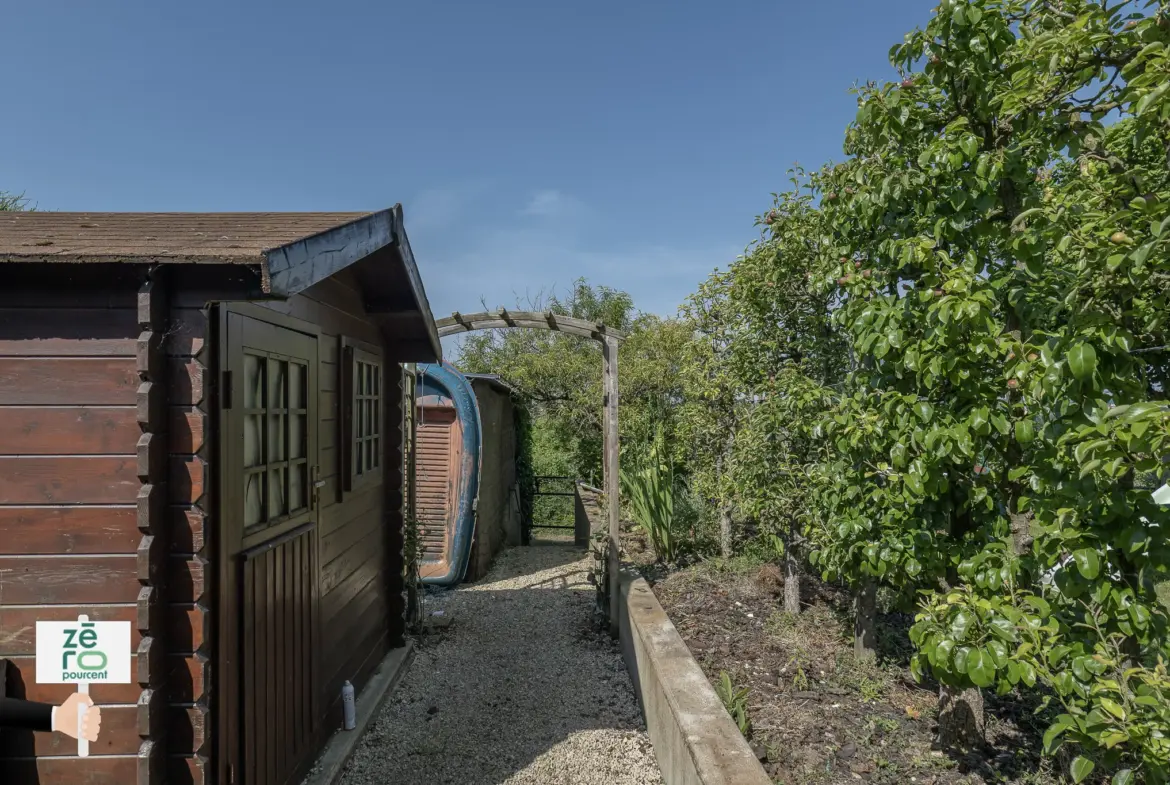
[682,1,1170,781]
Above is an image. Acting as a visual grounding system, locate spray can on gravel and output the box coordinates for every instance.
[342,680,356,730]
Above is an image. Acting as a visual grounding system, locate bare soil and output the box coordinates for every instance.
[622,526,1062,785]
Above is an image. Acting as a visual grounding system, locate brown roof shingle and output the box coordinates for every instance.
[0,211,374,264]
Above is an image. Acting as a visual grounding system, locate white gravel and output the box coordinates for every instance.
[340,542,664,785]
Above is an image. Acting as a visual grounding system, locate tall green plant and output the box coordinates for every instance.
[800,0,1170,775]
[620,425,678,562]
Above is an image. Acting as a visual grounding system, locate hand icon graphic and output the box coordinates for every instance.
[53,692,101,743]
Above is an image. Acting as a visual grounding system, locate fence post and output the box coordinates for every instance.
[602,336,621,638]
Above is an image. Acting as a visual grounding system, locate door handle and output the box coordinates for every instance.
[310,466,323,509]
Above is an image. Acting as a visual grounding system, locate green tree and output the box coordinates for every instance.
[803,0,1170,772]
[456,279,689,484]
[681,178,847,601]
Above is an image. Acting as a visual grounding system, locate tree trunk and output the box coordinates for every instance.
[937,684,985,749]
[783,539,801,614]
[719,504,734,559]
[854,579,877,659]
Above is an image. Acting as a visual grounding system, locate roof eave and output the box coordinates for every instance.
[387,204,443,363]
[264,211,394,298]
[262,205,442,364]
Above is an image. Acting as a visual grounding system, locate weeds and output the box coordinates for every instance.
[858,676,884,703]
[620,425,678,562]
[765,610,798,640]
[868,715,899,734]
[715,670,752,737]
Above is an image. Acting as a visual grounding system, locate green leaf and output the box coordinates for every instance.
[950,610,973,640]
[891,442,908,468]
[991,413,1009,435]
[1099,698,1126,720]
[1043,714,1075,753]
[1113,770,1135,785]
[989,616,1017,641]
[1015,419,1035,444]
[1100,730,1128,749]
[932,638,956,668]
[1070,756,1095,784]
[1073,549,1101,580]
[1131,243,1153,268]
[1067,343,1098,382]
[914,401,934,422]
[966,649,996,688]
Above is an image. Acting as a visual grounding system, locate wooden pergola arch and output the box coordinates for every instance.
[435,309,624,633]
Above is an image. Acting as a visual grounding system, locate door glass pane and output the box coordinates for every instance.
[290,462,306,510]
[290,362,305,410]
[290,414,305,459]
[356,394,364,439]
[268,415,286,460]
[244,354,264,409]
[244,471,264,526]
[269,467,287,517]
[372,436,379,468]
[244,414,263,468]
[365,438,374,471]
[269,360,287,409]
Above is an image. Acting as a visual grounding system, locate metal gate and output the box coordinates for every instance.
[530,475,590,546]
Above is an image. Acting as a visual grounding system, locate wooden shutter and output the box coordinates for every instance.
[415,408,456,562]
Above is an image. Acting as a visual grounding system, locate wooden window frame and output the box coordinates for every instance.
[241,349,313,534]
[339,336,385,498]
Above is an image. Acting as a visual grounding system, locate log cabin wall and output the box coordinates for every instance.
[166,268,219,785]
[0,263,188,785]
[0,210,432,785]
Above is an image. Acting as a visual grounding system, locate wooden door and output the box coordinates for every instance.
[220,310,321,785]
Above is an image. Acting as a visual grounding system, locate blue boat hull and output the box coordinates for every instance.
[415,361,481,585]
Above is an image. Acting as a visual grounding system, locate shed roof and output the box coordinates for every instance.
[0,211,371,264]
[465,373,517,396]
[0,206,442,361]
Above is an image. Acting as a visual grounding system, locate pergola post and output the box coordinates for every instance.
[602,336,620,637]
[433,310,626,636]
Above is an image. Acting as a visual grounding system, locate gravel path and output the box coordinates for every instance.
[340,542,663,785]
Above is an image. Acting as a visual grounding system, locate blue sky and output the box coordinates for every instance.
[2,0,936,328]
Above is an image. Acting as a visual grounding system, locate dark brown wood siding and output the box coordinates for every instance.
[255,270,405,736]
[165,284,213,785]
[0,267,152,784]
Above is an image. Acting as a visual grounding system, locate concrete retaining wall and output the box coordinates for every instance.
[619,571,772,785]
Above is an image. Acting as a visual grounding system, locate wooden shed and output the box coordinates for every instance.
[463,373,523,581]
[0,208,440,785]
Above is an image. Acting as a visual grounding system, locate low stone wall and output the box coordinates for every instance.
[619,571,772,785]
